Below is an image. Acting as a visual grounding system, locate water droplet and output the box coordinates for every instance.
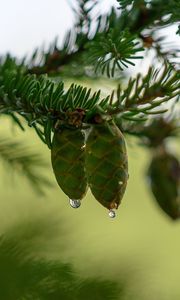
[69,199,81,208]
[108,209,116,218]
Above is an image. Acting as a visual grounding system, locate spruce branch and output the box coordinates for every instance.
[26,1,179,78]
[108,65,180,120]
[0,57,179,146]
[117,0,180,29]
[117,0,133,9]
[27,8,144,77]
[69,0,99,28]
[84,29,144,77]
[140,34,180,68]
[27,27,89,75]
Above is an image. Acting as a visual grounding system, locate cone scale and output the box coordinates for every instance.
[85,120,128,210]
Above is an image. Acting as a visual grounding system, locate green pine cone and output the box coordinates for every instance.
[85,120,128,210]
[51,127,88,200]
[148,150,180,220]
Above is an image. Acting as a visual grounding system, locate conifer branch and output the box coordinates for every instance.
[108,65,180,120]
[0,57,179,147]
[27,11,144,77]
[117,0,180,30]
[140,34,180,69]
[84,29,144,77]
[26,1,179,77]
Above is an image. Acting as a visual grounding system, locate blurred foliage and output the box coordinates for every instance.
[0,218,127,300]
[0,134,52,194]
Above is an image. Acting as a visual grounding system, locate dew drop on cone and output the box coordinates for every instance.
[69,199,81,208]
[108,209,116,218]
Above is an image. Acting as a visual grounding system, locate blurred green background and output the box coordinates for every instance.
[0,115,180,300]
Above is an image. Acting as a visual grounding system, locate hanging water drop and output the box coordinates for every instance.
[108,209,116,218]
[69,199,81,208]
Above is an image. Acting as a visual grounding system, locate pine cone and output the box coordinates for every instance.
[85,120,128,210]
[148,150,180,220]
[51,127,88,200]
